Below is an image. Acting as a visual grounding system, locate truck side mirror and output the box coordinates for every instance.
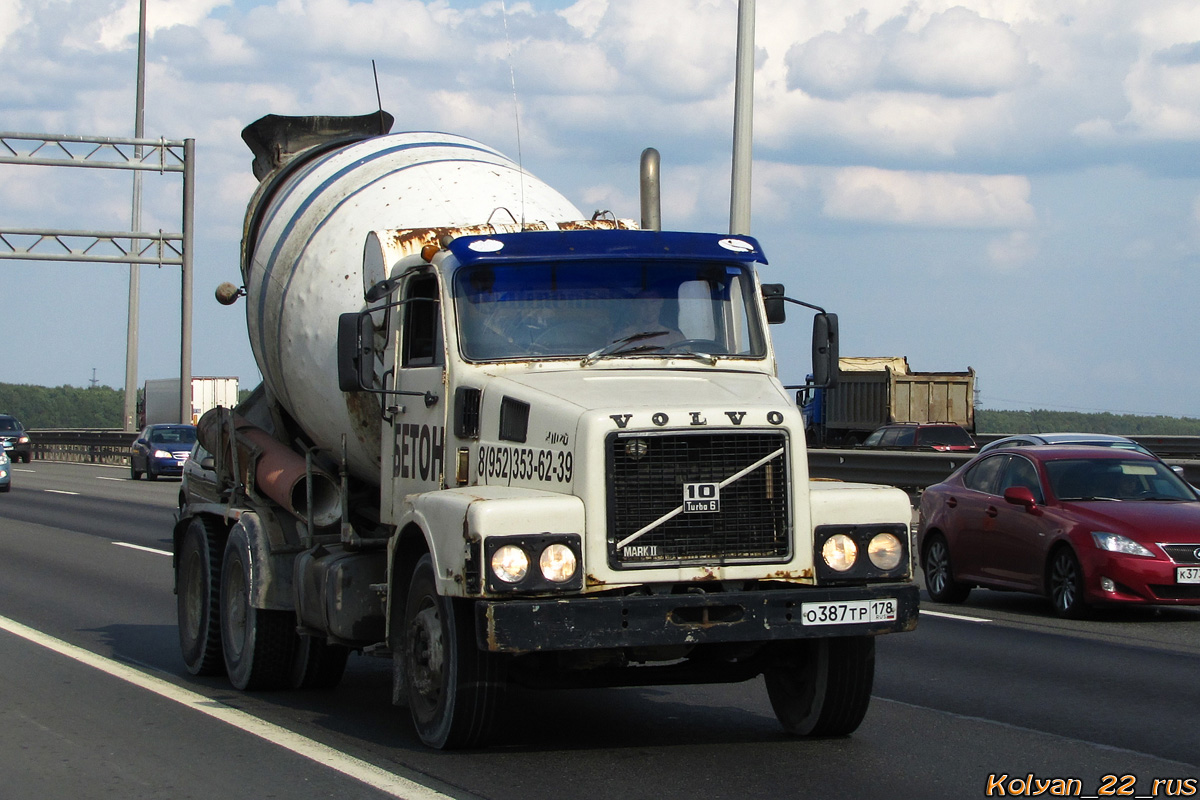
[337,312,375,392]
[811,312,839,388]
[760,283,786,324]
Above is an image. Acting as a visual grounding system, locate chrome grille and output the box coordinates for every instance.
[607,430,791,568]
[1160,544,1200,564]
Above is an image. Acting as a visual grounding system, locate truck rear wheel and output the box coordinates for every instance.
[290,635,350,690]
[403,554,505,749]
[764,636,875,737]
[220,522,296,690]
[177,516,224,675]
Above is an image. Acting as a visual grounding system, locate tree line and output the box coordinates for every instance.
[4,381,1200,435]
[0,383,124,428]
[0,383,252,429]
[976,408,1200,436]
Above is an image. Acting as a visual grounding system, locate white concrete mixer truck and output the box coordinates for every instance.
[173,111,918,750]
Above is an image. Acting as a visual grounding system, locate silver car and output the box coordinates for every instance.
[0,449,10,492]
[978,432,1154,456]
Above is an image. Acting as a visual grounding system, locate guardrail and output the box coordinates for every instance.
[23,430,1200,488]
[29,429,137,466]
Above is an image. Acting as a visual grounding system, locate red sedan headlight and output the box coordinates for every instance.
[1091,531,1155,558]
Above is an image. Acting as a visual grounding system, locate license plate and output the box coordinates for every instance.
[801,598,898,626]
[1178,567,1200,584]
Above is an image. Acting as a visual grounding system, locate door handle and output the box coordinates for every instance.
[946,497,957,508]
[986,506,998,518]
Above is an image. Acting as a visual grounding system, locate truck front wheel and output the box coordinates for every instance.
[220,522,296,690]
[403,554,505,749]
[177,516,224,675]
[764,636,875,737]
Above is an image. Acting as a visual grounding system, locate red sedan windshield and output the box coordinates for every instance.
[1045,458,1196,502]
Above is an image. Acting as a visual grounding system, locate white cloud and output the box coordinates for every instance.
[987,229,1039,269]
[786,6,1034,100]
[559,0,608,38]
[580,0,738,100]
[86,0,233,52]
[785,15,883,100]
[822,167,1035,228]
[884,7,1036,96]
[0,0,31,52]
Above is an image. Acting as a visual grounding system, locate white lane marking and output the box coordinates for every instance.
[97,476,126,482]
[44,489,80,495]
[114,542,172,557]
[921,609,992,623]
[0,614,456,800]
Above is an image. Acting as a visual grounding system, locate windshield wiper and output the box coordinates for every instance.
[581,331,669,366]
[581,331,719,367]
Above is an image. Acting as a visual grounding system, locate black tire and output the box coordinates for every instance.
[290,635,350,690]
[923,534,971,604]
[1048,547,1088,619]
[765,636,876,737]
[404,554,505,749]
[130,461,141,480]
[146,467,159,482]
[19,453,30,464]
[220,522,296,690]
[177,516,226,675]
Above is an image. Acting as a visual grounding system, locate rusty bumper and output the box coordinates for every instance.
[475,582,919,653]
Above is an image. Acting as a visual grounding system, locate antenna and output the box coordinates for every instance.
[500,2,526,226]
[371,59,386,135]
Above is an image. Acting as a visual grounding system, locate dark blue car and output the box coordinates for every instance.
[130,424,197,480]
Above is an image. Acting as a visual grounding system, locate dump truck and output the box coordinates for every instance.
[173,111,918,750]
[141,376,239,426]
[800,357,976,447]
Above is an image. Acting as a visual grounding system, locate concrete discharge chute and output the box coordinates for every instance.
[196,408,341,528]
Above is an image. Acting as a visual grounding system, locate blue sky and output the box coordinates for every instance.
[2,0,1200,416]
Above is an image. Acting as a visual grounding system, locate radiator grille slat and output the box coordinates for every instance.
[607,431,791,568]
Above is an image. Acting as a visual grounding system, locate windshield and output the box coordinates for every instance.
[452,261,767,361]
[917,426,974,447]
[150,427,197,445]
[1045,458,1197,501]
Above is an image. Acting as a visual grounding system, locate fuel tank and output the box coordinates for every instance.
[239,113,584,482]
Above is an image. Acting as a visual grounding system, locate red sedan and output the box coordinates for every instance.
[918,446,1200,617]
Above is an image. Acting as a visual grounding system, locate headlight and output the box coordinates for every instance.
[490,545,529,583]
[539,543,577,583]
[17,436,29,444]
[867,532,903,570]
[153,449,173,459]
[1091,531,1154,557]
[821,533,858,572]
[485,534,583,593]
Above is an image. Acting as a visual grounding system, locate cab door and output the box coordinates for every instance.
[390,271,448,499]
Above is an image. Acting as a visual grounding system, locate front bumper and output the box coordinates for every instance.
[1083,551,1200,605]
[476,582,919,653]
[150,457,187,476]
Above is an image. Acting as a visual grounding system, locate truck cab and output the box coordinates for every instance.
[334,225,918,746]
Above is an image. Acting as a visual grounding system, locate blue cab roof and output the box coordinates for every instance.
[446,229,768,266]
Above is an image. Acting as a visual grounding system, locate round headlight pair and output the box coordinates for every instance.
[821,532,903,572]
[491,543,578,584]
